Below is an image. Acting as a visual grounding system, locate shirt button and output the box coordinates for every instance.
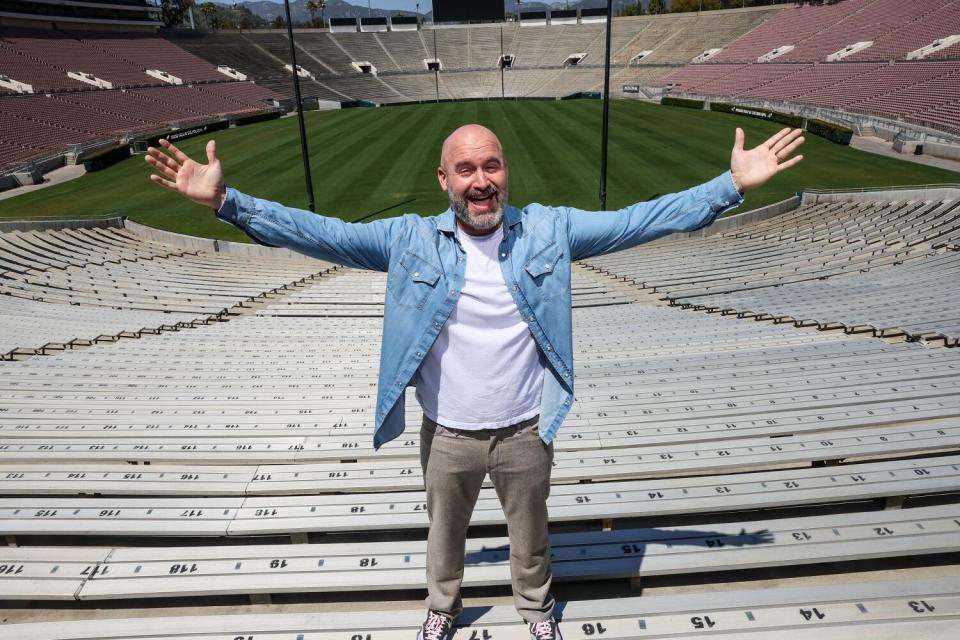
[501,252,506,258]
[546,346,553,352]
[415,351,422,357]
[413,272,419,277]
[433,322,441,328]
[564,399,570,406]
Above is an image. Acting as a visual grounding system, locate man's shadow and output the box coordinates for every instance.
[460,526,774,624]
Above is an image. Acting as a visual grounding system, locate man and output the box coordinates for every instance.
[145,123,804,640]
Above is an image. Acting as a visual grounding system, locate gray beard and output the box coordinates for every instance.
[450,188,507,232]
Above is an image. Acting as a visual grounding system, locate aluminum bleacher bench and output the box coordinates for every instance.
[1,390,957,464]
[5,577,959,639]
[1,419,957,495]
[2,454,958,538]
[1,504,957,601]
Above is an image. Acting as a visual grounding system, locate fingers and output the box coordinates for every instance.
[775,135,805,161]
[206,139,217,164]
[146,145,180,174]
[734,127,745,152]
[149,173,178,191]
[761,127,793,150]
[144,154,178,181]
[770,128,804,155]
[778,154,804,171]
[158,138,190,164]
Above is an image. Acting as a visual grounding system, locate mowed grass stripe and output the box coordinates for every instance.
[1,101,956,243]
[306,107,416,215]
[332,106,444,221]
[513,101,599,205]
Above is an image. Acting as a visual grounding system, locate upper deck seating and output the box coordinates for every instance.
[162,31,288,80]
[71,31,226,84]
[656,1,960,132]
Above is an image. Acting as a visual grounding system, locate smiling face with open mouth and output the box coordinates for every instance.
[437,124,510,236]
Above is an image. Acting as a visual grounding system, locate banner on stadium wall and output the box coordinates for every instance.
[360,17,388,32]
[329,17,358,32]
[622,85,641,93]
[580,7,608,23]
[391,16,418,30]
[432,0,502,23]
[140,120,230,149]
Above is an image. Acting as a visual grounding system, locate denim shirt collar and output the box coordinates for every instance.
[436,204,523,235]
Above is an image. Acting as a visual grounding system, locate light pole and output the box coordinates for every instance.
[598,0,612,210]
[282,0,316,212]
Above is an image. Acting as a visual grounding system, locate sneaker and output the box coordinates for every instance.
[529,617,562,640]
[417,610,454,640]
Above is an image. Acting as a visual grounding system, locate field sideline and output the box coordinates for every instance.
[1,100,957,243]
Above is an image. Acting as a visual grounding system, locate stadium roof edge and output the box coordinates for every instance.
[0,10,161,27]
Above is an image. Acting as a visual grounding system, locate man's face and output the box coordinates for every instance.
[438,126,509,234]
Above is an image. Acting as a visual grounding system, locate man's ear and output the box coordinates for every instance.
[437,165,448,192]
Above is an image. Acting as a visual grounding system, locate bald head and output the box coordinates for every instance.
[437,124,509,235]
[440,124,503,170]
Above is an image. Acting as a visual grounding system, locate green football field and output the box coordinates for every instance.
[1,100,957,243]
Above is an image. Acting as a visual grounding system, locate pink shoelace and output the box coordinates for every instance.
[529,619,557,640]
[422,611,451,640]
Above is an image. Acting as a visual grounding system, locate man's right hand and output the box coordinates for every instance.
[145,138,226,210]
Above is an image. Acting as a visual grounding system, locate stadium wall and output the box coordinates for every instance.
[671,93,960,160]
[670,193,801,239]
[802,184,960,206]
[123,218,330,260]
[0,216,122,232]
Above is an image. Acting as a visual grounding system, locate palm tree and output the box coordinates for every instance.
[198,2,218,29]
[305,0,319,28]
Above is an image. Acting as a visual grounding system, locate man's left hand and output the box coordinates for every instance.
[730,127,805,193]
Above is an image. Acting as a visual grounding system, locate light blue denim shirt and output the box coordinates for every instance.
[216,172,743,449]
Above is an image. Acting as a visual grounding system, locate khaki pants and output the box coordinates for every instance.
[419,414,555,623]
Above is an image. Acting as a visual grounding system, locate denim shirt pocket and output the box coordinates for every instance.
[387,250,442,309]
[523,241,564,303]
[524,241,563,278]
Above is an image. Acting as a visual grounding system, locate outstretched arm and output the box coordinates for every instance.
[145,139,396,271]
[567,127,805,261]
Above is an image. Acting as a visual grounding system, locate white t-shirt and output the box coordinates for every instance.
[416,223,545,429]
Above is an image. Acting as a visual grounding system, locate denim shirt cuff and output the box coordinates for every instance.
[214,187,250,226]
[707,171,745,216]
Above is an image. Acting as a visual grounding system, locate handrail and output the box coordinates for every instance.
[803,183,960,194]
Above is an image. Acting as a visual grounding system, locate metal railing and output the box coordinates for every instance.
[803,183,960,195]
